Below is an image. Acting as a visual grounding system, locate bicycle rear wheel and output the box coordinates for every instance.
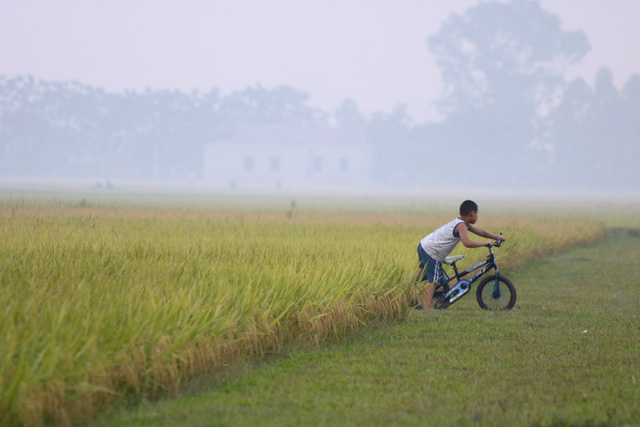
[476,274,516,310]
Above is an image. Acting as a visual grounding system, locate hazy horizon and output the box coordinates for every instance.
[1,1,639,193]
[2,0,640,123]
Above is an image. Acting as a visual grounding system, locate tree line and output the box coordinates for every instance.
[1,0,638,190]
[0,78,327,181]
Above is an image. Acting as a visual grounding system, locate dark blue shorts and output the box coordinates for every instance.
[417,244,447,285]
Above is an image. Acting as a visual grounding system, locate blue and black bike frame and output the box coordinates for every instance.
[437,241,503,307]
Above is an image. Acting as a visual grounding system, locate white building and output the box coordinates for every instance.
[203,126,371,188]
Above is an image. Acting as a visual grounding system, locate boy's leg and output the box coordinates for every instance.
[416,244,440,310]
[421,257,443,310]
[409,266,425,308]
[422,281,436,310]
[413,267,424,283]
[412,244,427,308]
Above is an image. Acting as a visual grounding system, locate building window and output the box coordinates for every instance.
[270,156,280,172]
[243,156,254,171]
[313,157,323,172]
[339,158,349,173]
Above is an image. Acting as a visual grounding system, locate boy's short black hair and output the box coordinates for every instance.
[460,200,478,216]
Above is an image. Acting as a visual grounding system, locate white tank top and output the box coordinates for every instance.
[420,218,467,262]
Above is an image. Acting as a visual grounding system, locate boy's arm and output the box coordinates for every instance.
[468,224,506,241]
[457,224,495,248]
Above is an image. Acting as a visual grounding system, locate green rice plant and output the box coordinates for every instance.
[0,207,605,426]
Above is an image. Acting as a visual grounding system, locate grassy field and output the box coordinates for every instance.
[96,227,640,426]
[1,192,634,425]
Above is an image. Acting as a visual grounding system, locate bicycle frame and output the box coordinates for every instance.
[438,244,501,306]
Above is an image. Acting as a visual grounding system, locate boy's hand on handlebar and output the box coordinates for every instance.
[485,241,494,248]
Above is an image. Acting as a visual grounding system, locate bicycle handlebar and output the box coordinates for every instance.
[486,231,504,248]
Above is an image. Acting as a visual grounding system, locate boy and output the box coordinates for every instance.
[416,200,506,309]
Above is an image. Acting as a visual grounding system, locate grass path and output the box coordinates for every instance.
[96,228,640,426]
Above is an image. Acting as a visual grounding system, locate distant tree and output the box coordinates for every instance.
[427,0,590,187]
[0,76,342,180]
[366,104,413,184]
[335,99,367,129]
[620,75,640,186]
[547,77,592,185]
[0,75,225,180]
[429,1,589,116]
[0,76,60,176]
[551,69,640,189]
[219,84,327,130]
[581,69,622,184]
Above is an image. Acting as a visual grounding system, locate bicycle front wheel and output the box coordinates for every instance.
[476,274,516,310]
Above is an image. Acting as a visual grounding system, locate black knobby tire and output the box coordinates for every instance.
[476,274,516,310]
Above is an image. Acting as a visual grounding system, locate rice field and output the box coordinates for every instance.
[0,196,609,426]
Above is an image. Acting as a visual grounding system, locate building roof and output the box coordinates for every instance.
[230,125,367,146]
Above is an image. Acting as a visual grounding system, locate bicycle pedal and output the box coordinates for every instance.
[436,301,450,310]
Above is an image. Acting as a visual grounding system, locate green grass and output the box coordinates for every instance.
[96,228,640,426]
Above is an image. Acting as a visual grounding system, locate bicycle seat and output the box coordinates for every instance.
[443,255,465,265]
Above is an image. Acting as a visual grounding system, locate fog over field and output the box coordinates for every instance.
[1,0,639,196]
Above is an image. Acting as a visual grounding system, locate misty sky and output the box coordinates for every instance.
[2,0,640,123]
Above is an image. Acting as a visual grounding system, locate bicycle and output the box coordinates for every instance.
[427,236,517,310]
